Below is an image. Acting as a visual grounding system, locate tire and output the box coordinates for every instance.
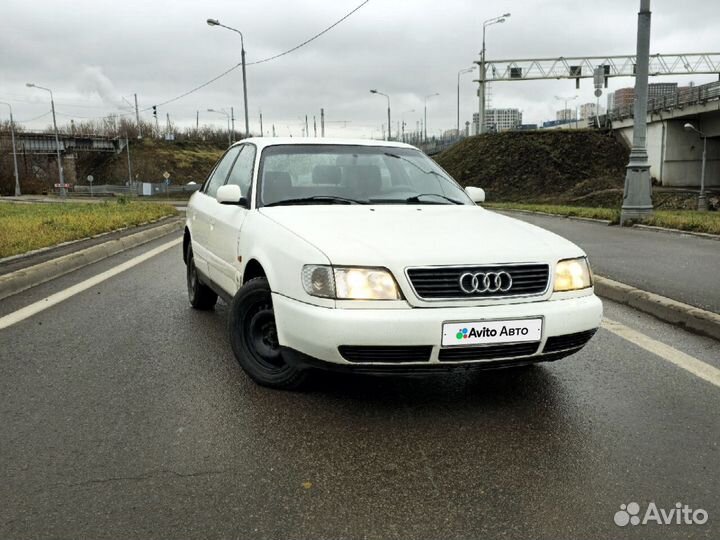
[228,277,309,390]
[186,246,218,310]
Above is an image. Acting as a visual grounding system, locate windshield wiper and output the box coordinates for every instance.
[404,193,464,205]
[384,152,447,181]
[264,195,367,207]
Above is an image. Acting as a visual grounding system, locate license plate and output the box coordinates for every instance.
[441,318,543,347]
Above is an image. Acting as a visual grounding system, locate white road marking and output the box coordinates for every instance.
[602,317,720,388]
[0,238,181,331]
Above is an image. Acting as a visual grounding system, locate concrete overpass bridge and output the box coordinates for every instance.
[610,81,720,188]
[1,132,124,186]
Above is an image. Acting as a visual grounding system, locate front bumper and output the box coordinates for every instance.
[273,292,603,368]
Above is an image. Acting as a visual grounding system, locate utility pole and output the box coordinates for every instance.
[166,113,171,138]
[231,106,235,142]
[272,124,276,137]
[196,110,199,130]
[126,137,133,187]
[134,93,142,138]
[259,111,264,137]
[313,116,317,137]
[26,83,65,197]
[0,102,21,196]
[305,115,309,138]
[320,108,325,137]
[620,0,653,224]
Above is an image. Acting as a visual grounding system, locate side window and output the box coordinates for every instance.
[226,144,257,198]
[204,147,241,198]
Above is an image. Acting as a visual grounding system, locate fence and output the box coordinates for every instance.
[71,183,202,196]
[608,80,720,121]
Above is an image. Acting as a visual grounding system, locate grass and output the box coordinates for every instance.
[485,202,720,235]
[0,200,177,258]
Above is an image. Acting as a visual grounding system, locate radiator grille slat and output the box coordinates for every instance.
[339,346,432,363]
[543,329,597,353]
[439,342,540,361]
[407,264,550,299]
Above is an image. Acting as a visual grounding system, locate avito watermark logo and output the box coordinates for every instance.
[614,502,708,527]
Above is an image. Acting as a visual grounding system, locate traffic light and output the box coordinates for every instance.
[152,105,157,118]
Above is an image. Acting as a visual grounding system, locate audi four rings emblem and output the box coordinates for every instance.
[459,271,513,294]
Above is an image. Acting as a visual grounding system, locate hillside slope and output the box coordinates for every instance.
[434,130,629,204]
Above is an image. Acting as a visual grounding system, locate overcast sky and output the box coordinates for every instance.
[1,0,718,139]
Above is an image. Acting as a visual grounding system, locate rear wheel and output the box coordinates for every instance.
[228,277,308,390]
[186,246,218,310]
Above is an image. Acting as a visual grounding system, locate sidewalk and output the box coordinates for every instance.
[498,210,720,314]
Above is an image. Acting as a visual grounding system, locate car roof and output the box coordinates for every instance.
[230,137,418,151]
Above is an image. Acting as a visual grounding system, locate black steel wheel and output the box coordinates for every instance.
[228,277,309,390]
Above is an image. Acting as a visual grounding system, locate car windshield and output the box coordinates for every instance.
[257,144,473,207]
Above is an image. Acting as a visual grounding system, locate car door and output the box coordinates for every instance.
[207,143,257,294]
[190,146,241,277]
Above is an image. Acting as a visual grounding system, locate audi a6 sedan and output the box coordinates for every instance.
[183,138,603,389]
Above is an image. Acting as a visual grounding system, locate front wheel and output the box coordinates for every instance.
[228,277,309,390]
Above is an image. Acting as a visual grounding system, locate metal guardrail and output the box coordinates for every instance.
[71,183,202,195]
[608,80,720,120]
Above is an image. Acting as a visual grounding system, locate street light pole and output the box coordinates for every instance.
[0,101,21,196]
[207,18,250,138]
[370,89,391,141]
[424,93,439,143]
[479,13,510,136]
[620,0,653,224]
[208,108,232,146]
[684,122,708,211]
[457,67,474,136]
[27,83,65,197]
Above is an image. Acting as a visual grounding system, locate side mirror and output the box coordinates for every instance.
[216,184,245,205]
[465,186,485,203]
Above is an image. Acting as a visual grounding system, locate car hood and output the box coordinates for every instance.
[259,205,585,267]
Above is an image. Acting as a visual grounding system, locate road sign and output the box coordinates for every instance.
[162,171,170,179]
[87,175,94,183]
[594,88,603,98]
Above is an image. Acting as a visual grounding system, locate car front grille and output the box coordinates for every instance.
[406,264,550,300]
[339,345,433,363]
[543,329,597,353]
[438,342,540,362]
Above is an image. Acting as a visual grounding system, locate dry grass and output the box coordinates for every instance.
[486,202,720,235]
[0,200,177,258]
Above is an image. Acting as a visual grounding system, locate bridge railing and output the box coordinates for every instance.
[608,80,720,121]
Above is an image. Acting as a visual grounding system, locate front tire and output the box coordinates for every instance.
[186,246,218,310]
[228,277,308,390]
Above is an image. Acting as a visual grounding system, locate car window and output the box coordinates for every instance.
[204,146,241,198]
[226,144,257,198]
[257,145,472,207]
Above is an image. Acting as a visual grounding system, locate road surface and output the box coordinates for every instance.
[497,210,720,314]
[1,233,718,539]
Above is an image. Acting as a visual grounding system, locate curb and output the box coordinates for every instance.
[495,208,720,240]
[492,208,612,225]
[0,218,183,301]
[594,275,720,341]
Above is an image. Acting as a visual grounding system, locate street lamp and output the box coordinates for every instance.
[424,92,439,143]
[370,89,391,141]
[26,83,65,197]
[208,108,232,147]
[684,122,708,211]
[401,109,415,143]
[478,13,510,135]
[0,101,21,196]
[457,67,474,136]
[554,95,578,125]
[207,18,250,138]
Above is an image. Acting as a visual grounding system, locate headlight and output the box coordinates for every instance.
[554,257,593,292]
[302,265,401,300]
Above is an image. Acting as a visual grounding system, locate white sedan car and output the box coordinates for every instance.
[184,138,602,389]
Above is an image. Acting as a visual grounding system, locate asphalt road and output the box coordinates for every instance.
[1,233,719,540]
[497,211,720,314]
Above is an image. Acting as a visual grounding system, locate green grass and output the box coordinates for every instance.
[0,200,177,258]
[485,202,720,235]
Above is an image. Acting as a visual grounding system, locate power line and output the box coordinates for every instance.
[16,111,52,123]
[147,0,370,110]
